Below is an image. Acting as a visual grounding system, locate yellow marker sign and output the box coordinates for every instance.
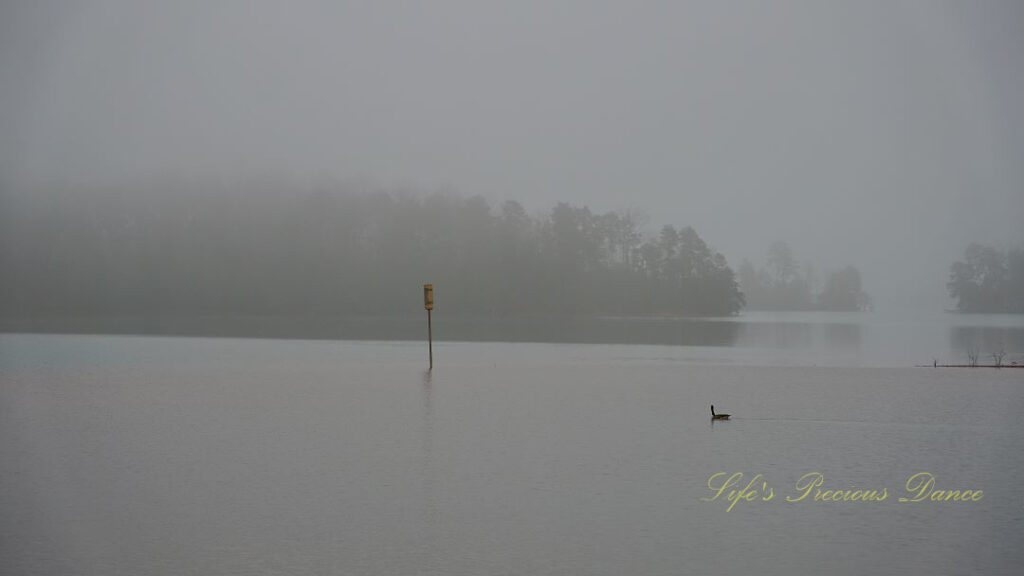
[423,283,434,310]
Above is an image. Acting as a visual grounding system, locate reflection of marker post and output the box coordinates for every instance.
[423,283,434,370]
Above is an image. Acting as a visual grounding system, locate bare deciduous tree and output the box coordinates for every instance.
[991,347,1006,368]
[967,346,980,367]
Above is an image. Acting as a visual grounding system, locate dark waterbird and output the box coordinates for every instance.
[711,405,730,420]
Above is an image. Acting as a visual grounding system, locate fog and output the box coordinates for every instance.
[2,1,1022,313]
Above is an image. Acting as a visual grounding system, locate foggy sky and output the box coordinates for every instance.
[2,1,1022,312]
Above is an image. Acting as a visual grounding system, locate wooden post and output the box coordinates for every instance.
[423,283,434,370]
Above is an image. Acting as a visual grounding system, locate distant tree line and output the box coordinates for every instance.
[738,241,871,311]
[0,184,745,318]
[947,243,1024,313]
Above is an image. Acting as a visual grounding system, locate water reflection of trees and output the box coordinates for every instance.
[735,322,813,349]
[437,316,742,347]
[950,326,1024,362]
[735,321,862,351]
[825,323,862,351]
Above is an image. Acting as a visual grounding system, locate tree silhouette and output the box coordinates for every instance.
[0,183,746,320]
[948,243,1023,313]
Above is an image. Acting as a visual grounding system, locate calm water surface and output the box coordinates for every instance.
[6,310,1024,367]
[2,325,1023,575]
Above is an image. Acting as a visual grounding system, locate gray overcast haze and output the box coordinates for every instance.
[2,0,1022,312]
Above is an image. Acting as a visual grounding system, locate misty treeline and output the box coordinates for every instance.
[0,185,745,318]
[947,243,1024,313]
[738,241,871,312]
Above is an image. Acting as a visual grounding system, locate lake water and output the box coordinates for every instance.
[2,313,1023,575]
[4,310,1024,367]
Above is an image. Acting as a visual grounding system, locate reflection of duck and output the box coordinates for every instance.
[711,405,730,420]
